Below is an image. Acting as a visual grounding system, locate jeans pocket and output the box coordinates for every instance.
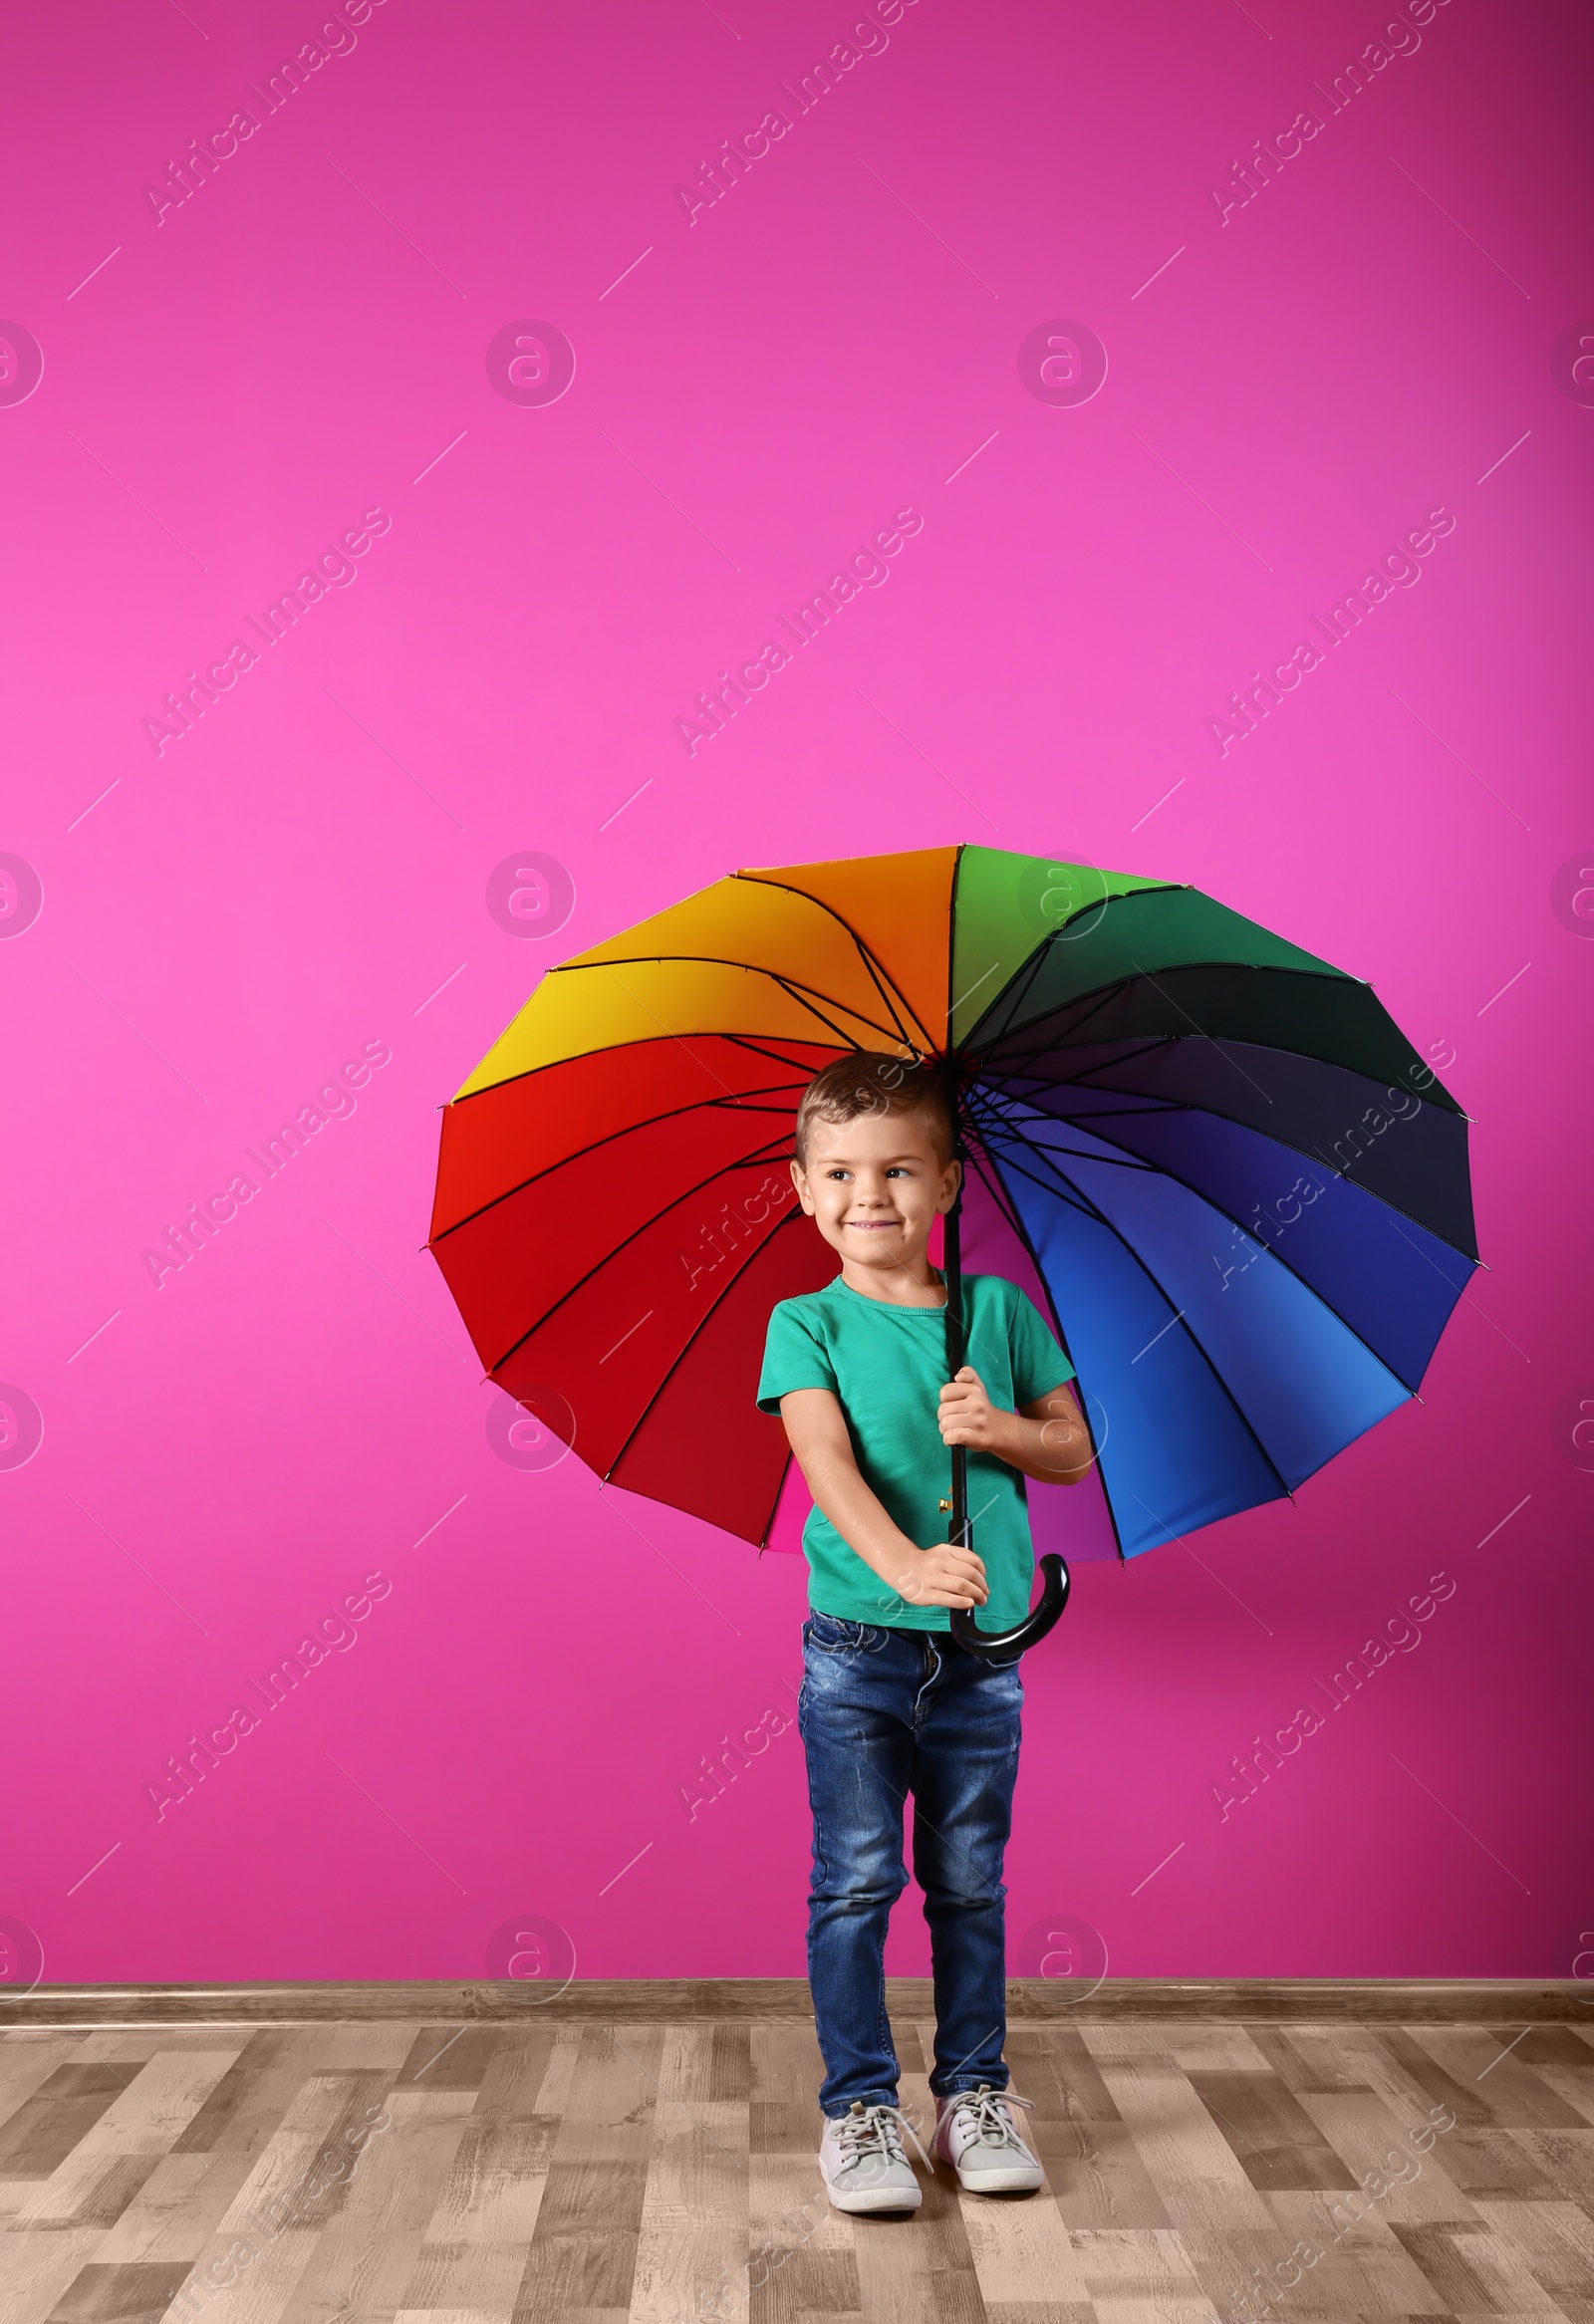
[805,1611,879,1655]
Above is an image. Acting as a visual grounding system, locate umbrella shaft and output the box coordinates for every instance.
[944,1192,969,1552]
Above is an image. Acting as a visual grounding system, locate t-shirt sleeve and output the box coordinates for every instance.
[756,1299,838,1413]
[1007,1285,1075,1405]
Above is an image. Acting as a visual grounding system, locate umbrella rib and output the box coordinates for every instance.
[762,971,903,1053]
[557,951,908,1051]
[731,871,939,1052]
[1299,1136,1484,1301]
[446,1038,711,1110]
[976,1062,1476,1269]
[973,1087,1445,1393]
[960,915,1065,1047]
[814,930,918,1054]
[484,1138,798,1375]
[957,893,1103,1049]
[431,1076,819,1243]
[476,961,751,1101]
[984,960,1460,1114]
[1019,1101,1187,1128]
[993,956,1365,1048]
[988,997,1458,1122]
[964,1093,1166,1175]
[1289,1126,1479,1263]
[990,1034,1182,1088]
[441,1028,814,1111]
[982,978,1141,1069]
[1128,959,1279,1108]
[963,1130,1118,1227]
[719,1031,850,1075]
[965,1083,1166,1175]
[455,1030,837,1115]
[603,1205,812,1481]
[980,968,1234,1066]
[960,1140,1125,1562]
[755,1446,797,1552]
[1337,1203,1485,1379]
[957,884,1187,1049]
[988,1050,1193,1109]
[975,1136,1298,1505]
[590,963,745,1097]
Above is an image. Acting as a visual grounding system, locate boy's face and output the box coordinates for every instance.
[790,1106,960,1282]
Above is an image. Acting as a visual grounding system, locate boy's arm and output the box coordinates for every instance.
[778,1387,990,1611]
[938,1370,1094,1485]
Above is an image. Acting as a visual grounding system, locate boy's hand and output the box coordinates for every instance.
[937,1367,1016,1458]
[889,1542,988,1611]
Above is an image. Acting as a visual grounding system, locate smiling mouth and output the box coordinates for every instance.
[847,1219,902,1230]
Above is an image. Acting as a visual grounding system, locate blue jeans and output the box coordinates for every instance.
[798,1610,1024,2118]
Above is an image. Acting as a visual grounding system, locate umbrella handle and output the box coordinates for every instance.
[949,1552,1071,1659]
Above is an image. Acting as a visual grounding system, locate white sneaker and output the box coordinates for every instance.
[932,2083,1044,2193]
[818,2099,931,2212]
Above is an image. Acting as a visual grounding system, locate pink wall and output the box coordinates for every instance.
[2,0,1589,1991]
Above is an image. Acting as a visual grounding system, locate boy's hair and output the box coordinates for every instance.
[793,1051,955,1169]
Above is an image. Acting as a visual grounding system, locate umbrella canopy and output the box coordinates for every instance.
[426,845,1476,1560]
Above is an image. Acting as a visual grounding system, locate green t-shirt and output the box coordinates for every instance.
[756,1272,1075,1633]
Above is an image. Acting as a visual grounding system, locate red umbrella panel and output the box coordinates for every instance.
[428,1032,842,1543]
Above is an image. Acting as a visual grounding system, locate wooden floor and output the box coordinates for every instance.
[1,2013,1591,2322]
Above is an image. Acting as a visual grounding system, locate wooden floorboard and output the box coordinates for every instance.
[0,2013,1583,2321]
[6,1977,1585,2024]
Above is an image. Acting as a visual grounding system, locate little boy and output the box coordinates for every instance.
[756,1052,1092,2214]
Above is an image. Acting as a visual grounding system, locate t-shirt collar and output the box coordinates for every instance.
[828,1272,949,1315]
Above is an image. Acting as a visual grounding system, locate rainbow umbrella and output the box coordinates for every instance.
[426,845,1476,1576]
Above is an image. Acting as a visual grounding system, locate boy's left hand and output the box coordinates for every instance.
[938,1367,1013,1455]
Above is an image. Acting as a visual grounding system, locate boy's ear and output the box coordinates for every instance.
[789,1157,814,1214]
[935,1158,962,1214]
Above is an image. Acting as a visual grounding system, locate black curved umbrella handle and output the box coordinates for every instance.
[949,1552,1071,1659]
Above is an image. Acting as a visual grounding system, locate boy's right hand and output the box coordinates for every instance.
[891,1543,988,1610]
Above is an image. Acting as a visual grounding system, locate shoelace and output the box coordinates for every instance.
[835,2100,932,2172]
[940,2082,1036,2150]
